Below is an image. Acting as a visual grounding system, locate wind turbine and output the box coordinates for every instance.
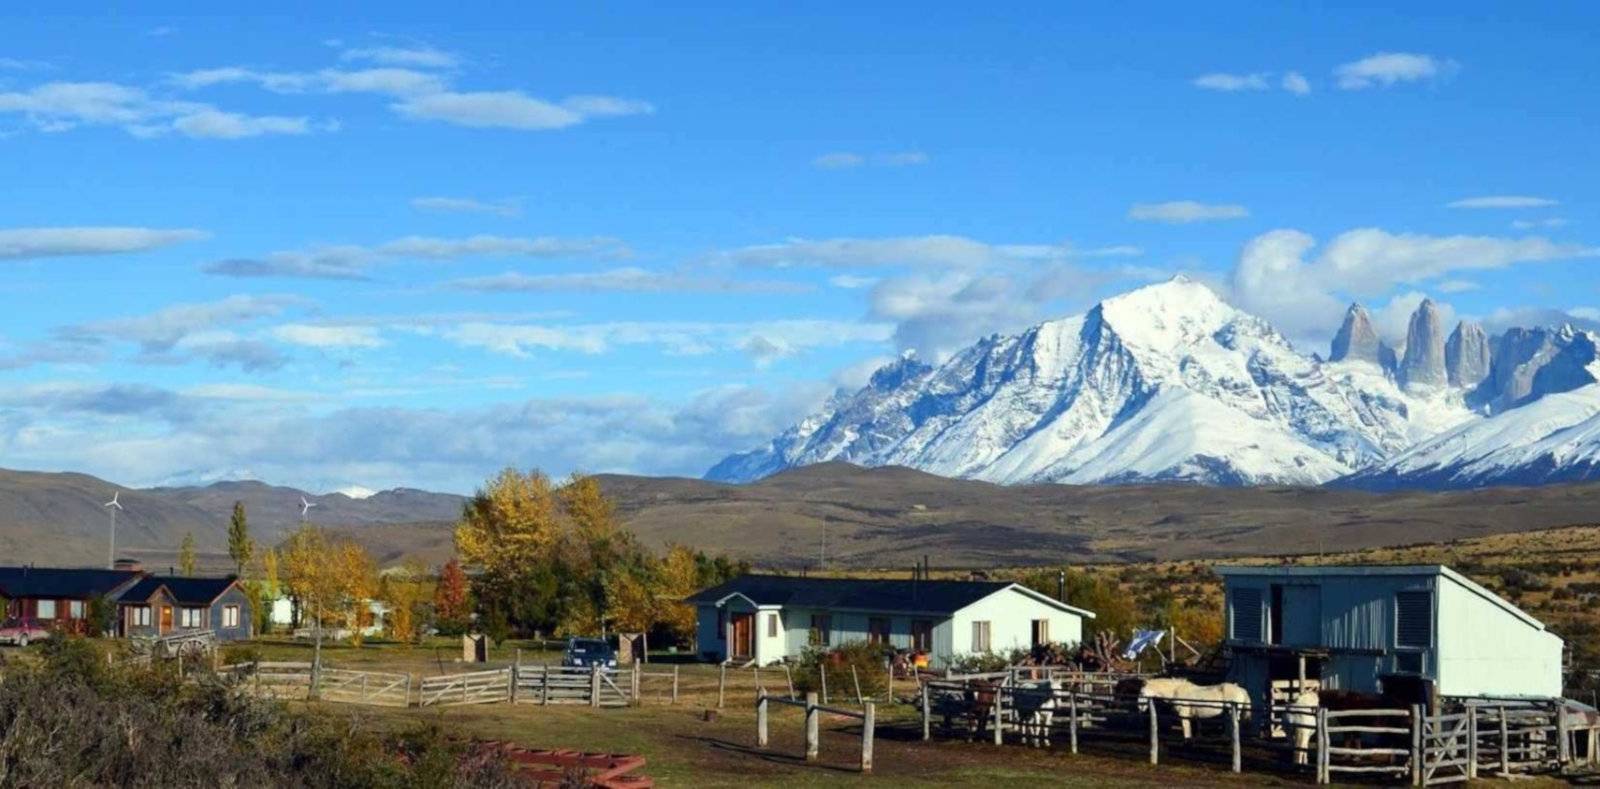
[299,496,317,523]
[104,491,123,570]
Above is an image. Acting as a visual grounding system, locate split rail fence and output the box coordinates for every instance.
[755,689,876,773]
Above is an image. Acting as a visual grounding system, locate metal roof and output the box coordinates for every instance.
[684,574,1095,618]
[1215,564,1547,631]
[0,567,144,600]
[119,575,240,606]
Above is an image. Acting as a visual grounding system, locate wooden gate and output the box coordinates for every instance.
[418,668,512,707]
[514,665,630,707]
[1420,711,1472,785]
[319,669,412,707]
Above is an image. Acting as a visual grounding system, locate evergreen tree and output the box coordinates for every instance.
[226,500,254,577]
[178,532,197,575]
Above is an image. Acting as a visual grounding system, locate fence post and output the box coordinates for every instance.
[510,649,520,704]
[1498,705,1509,776]
[805,691,820,762]
[1466,705,1478,780]
[993,688,1004,746]
[461,672,469,705]
[820,663,829,705]
[783,663,794,698]
[718,663,727,709]
[1147,697,1158,765]
[1069,689,1079,755]
[756,689,768,747]
[886,661,893,703]
[632,662,641,704]
[753,666,761,694]
[1558,699,1571,767]
[920,680,931,741]
[852,666,863,706]
[541,665,551,705]
[590,665,602,709]
[1229,702,1241,773]
[861,701,875,773]
[671,665,679,705]
[1410,704,1423,787]
[1316,707,1329,785]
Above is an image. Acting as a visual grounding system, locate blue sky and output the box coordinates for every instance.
[1,3,1596,492]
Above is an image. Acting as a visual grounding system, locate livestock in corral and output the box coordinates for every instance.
[1137,678,1251,739]
[931,680,1003,740]
[1285,690,1320,765]
[1009,679,1060,747]
[1285,689,1411,766]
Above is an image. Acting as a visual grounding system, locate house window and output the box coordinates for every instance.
[223,605,240,629]
[1031,619,1050,647]
[36,599,56,620]
[716,609,726,641]
[1230,587,1263,642]
[130,606,151,627]
[868,617,891,645]
[911,620,933,652]
[1395,591,1433,648]
[69,600,85,619]
[767,613,778,638]
[180,607,204,628]
[809,614,832,647]
[971,620,992,653]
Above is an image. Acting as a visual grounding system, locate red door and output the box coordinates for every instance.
[730,613,755,660]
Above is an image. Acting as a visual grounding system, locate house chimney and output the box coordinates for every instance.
[113,558,143,572]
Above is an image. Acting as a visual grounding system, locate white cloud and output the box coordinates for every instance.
[0,227,207,260]
[1128,201,1250,223]
[560,95,656,117]
[1193,72,1271,92]
[271,324,385,349]
[409,196,522,217]
[1282,71,1311,95]
[722,235,1089,270]
[1335,52,1455,90]
[442,319,892,361]
[172,66,446,97]
[0,80,316,139]
[1511,217,1569,230]
[393,90,651,130]
[61,294,309,353]
[828,274,878,289]
[447,267,810,294]
[1447,195,1559,209]
[813,152,864,169]
[339,45,458,69]
[204,235,629,279]
[1371,290,1458,345]
[812,151,928,169]
[1230,226,1594,340]
[1435,279,1481,293]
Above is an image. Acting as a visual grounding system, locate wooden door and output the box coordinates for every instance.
[730,613,754,660]
[159,605,173,634]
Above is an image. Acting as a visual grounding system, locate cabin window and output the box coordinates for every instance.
[1395,590,1433,648]
[716,610,726,641]
[223,605,241,629]
[1031,619,1050,647]
[36,600,56,620]
[180,607,204,628]
[766,613,778,638]
[1230,587,1263,642]
[810,614,832,646]
[68,600,85,619]
[868,617,891,645]
[911,620,933,652]
[971,621,992,653]
[130,606,151,627]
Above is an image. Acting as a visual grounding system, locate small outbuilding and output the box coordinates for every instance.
[1218,564,1564,709]
[686,574,1094,666]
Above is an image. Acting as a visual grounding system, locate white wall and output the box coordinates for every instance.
[755,606,786,665]
[946,587,1085,664]
[1437,578,1563,698]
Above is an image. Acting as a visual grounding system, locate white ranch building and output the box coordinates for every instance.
[686,574,1094,667]
[1219,565,1564,709]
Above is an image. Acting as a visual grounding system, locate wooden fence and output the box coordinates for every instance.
[755,689,876,773]
[319,668,412,708]
[418,667,513,707]
[511,664,630,707]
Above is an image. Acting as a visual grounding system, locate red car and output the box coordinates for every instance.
[0,616,51,646]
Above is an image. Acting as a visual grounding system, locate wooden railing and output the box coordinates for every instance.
[755,689,876,773]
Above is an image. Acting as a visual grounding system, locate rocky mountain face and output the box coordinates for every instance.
[1445,321,1491,388]
[1329,303,1397,370]
[712,279,1600,491]
[1399,299,1448,387]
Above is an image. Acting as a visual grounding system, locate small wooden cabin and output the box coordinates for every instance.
[0,567,145,634]
[118,575,254,641]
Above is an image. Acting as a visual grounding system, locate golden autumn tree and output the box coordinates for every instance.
[380,560,432,644]
[454,468,561,578]
[281,526,339,630]
[656,543,702,643]
[336,541,379,645]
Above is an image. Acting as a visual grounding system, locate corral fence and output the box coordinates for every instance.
[755,689,876,773]
[418,667,513,707]
[917,675,1600,786]
[511,663,631,708]
[319,668,412,707]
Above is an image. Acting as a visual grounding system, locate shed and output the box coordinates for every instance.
[685,574,1094,667]
[1218,564,1564,709]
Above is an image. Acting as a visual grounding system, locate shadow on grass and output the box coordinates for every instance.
[675,734,864,774]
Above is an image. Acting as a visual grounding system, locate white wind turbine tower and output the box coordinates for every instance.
[104,491,124,570]
[299,496,317,523]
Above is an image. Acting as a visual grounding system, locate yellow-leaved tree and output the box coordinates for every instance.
[337,540,379,645]
[656,543,702,644]
[455,468,561,578]
[380,559,432,644]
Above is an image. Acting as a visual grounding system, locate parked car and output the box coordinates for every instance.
[562,636,618,670]
[0,617,51,647]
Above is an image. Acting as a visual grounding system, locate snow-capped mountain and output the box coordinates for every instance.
[708,277,1478,486]
[1343,383,1600,489]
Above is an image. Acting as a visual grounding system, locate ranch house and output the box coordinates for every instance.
[686,575,1095,667]
[0,566,146,633]
[118,575,254,641]
[1219,564,1564,710]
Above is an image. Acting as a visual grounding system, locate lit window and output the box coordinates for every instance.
[180,607,204,628]
[36,600,56,620]
[69,600,85,619]
[223,605,240,628]
[131,606,151,627]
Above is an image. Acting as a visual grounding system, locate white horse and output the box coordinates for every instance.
[1285,689,1319,765]
[1138,678,1251,739]
[1009,679,1060,748]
